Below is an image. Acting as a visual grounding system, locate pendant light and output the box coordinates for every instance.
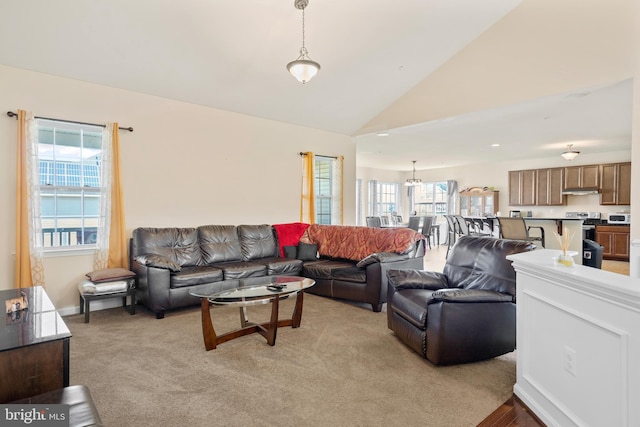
[287,0,321,84]
[561,144,580,160]
[405,161,422,186]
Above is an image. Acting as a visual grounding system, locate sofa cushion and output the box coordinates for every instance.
[444,236,535,296]
[132,227,201,267]
[170,266,224,289]
[302,260,357,280]
[296,242,318,261]
[252,257,303,275]
[210,261,267,280]
[305,224,424,262]
[283,245,298,259]
[198,225,242,264]
[330,266,366,283]
[238,225,279,261]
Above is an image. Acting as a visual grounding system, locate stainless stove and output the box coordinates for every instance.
[565,212,603,240]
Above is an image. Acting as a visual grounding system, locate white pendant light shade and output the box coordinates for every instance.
[561,144,580,160]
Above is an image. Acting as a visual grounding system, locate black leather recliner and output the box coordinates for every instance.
[386,236,535,365]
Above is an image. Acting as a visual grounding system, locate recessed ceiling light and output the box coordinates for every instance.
[376,132,390,137]
[491,144,500,147]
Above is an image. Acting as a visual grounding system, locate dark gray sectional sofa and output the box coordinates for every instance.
[130,223,426,318]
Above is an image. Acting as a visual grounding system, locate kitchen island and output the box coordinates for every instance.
[523,217,583,262]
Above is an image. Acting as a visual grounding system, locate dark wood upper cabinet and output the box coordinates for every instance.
[600,162,631,205]
[509,162,630,206]
[536,168,565,206]
[564,165,599,189]
[509,170,536,206]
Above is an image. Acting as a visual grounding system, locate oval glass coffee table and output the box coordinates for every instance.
[189,276,315,350]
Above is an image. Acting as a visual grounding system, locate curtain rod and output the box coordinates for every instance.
[6,111,133,132]
[299,152,337,160]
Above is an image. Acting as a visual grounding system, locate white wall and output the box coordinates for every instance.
[0,65,355,310]
[630,2,640,278]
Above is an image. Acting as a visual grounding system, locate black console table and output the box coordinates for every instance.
[0,286,71,403]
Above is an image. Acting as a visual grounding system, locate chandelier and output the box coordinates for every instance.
[404,161,422,186]
[561,144,580,160]
[287,0,321,84]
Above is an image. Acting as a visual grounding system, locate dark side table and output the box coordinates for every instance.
[78,281,136,323]
[0,286,71,403]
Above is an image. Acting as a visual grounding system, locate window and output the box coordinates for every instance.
[412,182,448,217]
[355,179,362,226]
[370,181,400,217]
[37,121,104,248]
[314,157,332,224]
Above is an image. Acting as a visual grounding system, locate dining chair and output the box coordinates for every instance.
[444,215,459,258]
[380,216,390,226]
[496,217,545,248]
[421,216,434,249]
[366,216,382,228]
[407,216,421,232]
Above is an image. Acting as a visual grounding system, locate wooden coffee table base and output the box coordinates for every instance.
[200,291,305,351]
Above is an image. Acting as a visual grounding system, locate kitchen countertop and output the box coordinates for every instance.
[522,217,584,221]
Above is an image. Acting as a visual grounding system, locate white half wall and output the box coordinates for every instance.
[509,250,640,427]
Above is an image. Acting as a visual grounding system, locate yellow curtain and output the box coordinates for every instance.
[300,152,315,224]
[14,110,45,288]
[14,110,32,288]
[107,123,129,268]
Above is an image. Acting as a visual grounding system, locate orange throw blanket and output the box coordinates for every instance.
[305,224,423,261]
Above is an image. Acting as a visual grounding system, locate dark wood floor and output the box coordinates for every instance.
[478,395,546,427]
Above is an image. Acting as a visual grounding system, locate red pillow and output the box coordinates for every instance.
[273,223,310,257]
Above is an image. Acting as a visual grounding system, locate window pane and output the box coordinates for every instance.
[37,121,103,248]
[314,158,333,224]
[412,182,448,220]
[375,182,399,216]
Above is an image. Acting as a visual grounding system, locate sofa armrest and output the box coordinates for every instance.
[134,254,181,272]
[131,259,172,317]
[430,288,513,303]
[356,252,410,267]
[387,269,449,291]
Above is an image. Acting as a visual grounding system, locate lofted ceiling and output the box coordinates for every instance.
[0,0,633,171]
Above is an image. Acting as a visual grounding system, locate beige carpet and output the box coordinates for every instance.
[65,294,516,426]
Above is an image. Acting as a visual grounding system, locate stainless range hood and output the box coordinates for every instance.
[561,187,600,196]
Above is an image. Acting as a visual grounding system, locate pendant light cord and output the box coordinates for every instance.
[301,7,306,50]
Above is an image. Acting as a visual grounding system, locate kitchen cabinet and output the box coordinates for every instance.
[600,162,631,205]
[595,225,630,261]
[459,188,499,216]
[536,168,565,205]
[509,170,536,206]
[564,164,599,189]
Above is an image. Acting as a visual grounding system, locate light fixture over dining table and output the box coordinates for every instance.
[405,160,422,186]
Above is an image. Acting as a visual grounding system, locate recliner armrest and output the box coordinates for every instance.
[387,269,449,290]
[430,288,513,303]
